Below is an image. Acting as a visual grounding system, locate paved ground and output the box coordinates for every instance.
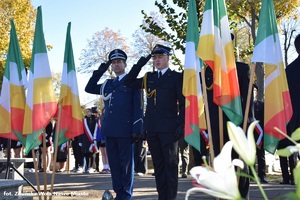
[16,171,296,200]
[0,149,297,199]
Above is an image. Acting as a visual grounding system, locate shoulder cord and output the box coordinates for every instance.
[100,80,112,106]
[143,72,157,105]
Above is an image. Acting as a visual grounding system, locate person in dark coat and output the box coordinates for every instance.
[278,34,300,185]
[253,84,268,183]
[79,108,97,173]
[85,49,144,200]
[124,44,185,200]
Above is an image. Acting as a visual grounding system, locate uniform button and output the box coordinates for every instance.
[110,111,112,113]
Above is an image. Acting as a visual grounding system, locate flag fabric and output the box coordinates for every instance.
[23,6,57,154]
[197,0,243,126]
[182,0,207,152]
[251,0,292,154]
[0,20,27,143]
[56,22,83,146]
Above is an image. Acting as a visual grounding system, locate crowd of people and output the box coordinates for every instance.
[0,35,300,199]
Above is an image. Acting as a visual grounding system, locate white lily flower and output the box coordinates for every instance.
[227,121,257,166]
[186,141,242,200]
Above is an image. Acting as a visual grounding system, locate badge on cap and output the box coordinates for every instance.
[108,49,127,61]
[151,44,171,56]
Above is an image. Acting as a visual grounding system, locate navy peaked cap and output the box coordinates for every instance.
[151,44,171,56]
[108,49,127,61]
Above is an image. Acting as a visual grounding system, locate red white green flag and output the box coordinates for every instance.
[251,0,292,154]
[197,0,243,126]
[0,20,27,143]
[56,22,83,146]
[183,0,207,152]
[23,6,57,154]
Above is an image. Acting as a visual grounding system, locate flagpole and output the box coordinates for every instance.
[242,63,256,132]
[42,130,47,200]
[50,105,62,200]
[218,107,224,151]
[32,149,42,200]
[201,67,215,165]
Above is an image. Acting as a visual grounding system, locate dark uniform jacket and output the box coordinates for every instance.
[85,71,143,138]
[124,65,185,133]
[286,55,300,134]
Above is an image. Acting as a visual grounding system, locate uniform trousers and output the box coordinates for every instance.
[106,137,134,200]
[147,132,178,200]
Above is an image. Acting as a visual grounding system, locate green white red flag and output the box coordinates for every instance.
[23,6,57,154]
[183,0,207,152]
[197,0,243,126]
[0,20,27,143]
[251,0,292,154]
[56,22,83,146]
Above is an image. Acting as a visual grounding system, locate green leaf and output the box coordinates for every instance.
[291,127,300,141]
[276,148,293,157]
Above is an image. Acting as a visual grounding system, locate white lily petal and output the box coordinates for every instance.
[188,141,241,200]
[232,158,244,169]
[227,121,257,166]
[214,141,234,174]
[186,186,241,200]
[246,121,258,165]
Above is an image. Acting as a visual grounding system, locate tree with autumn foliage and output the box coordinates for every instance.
[0,0,36,89]
[141,0,299,65]
[141,0,300,99]
[78,27,129,80]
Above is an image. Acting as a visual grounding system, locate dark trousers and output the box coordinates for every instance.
[279,154,296,182]
[82,152,93,170]
[192,138,209,166]
[106,137,134,200]
[72,140,83,168]
[178,137,189,174]
[147,132,178,200]
[134,140,147,174]
[256,147,266,179]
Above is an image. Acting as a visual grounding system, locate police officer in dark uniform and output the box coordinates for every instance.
[85,49,144,200]
[124,44,185,200]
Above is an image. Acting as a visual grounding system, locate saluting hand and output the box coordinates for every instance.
[97,60,112,74]
[136,54,151,67]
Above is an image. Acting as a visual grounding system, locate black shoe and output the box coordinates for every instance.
[291,181,295,185]
[259,177,268,183]
[152,173,155,176]
[280,181,290,184]
[182,173,187,178]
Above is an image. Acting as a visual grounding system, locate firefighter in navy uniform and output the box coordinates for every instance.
[85,49,143,200]
[124,44,185,200]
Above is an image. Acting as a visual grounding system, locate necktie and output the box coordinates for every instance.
[158,71,162,79]
[114,76,119,82]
